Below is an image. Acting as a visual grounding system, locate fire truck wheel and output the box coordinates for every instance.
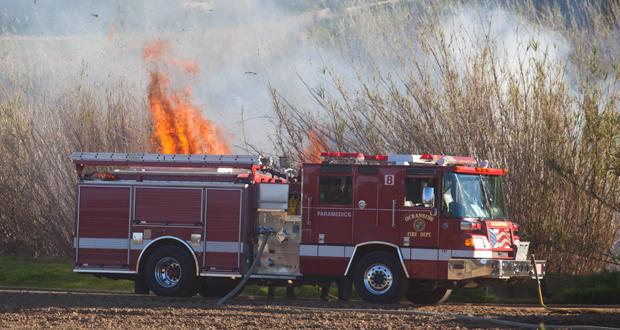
[145,245,196,297]
[353,251,407,303]
[405,287,452,305]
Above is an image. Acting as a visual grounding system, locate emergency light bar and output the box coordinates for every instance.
[454,165,507,176]
[320,152,365,160]
[319,152,389,164]
[387,154,477,166]
[319,151,494,169]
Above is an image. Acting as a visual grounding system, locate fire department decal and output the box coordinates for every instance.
[384,174,394,186]
[413,218,426,231]
[317,210,352,217]
[404,213,434,222]
[405,212,434,238]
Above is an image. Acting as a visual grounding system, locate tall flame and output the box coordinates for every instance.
[303,129,326,163]
[143,40,229,154]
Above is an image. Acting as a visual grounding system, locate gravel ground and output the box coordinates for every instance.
[0,289,619,329]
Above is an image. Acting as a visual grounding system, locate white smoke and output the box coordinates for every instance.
[0,0,345,153]
[442,6,572,73]
[0,0,609,154]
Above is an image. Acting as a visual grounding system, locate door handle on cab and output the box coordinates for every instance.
[391,199,396,228]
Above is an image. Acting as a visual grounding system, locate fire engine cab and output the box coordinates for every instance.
[71,151,545,304]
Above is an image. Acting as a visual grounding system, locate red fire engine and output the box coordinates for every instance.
[71,151,545,304]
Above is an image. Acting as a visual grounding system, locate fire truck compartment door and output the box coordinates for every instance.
[204,188,244,272]
[371,168,401,243]
[399,178,440,278]
[76,185,131,268]
[353,170,382,243]
[134,187,203,225]
[256,184,288,210]
[399,176,440,247]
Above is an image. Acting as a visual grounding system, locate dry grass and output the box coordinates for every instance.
[0,80,151,257]
[272,0,620,274]
[0,1,618,275]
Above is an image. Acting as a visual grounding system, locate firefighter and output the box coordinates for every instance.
[266,284,296,299]
[288,193,299,215]
[320,277,352,301]
[267,285,275,299]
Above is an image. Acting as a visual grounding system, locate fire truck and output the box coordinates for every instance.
[71,151,545,304]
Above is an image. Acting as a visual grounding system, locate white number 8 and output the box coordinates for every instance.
[384,174,394,186]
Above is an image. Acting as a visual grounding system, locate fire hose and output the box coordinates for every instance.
[531,255,608,315]
[217,236,612,325]
[216,228,275,306]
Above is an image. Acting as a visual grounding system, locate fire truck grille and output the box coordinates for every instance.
[489,228,512,249]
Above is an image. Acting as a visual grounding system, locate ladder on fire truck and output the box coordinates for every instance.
[70,152,263,169]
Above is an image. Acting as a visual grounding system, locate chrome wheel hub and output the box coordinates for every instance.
[363,263,393,295]
[154,257,182,288]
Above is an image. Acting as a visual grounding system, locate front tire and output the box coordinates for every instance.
[353,251,407,303]
[145,245,196,297]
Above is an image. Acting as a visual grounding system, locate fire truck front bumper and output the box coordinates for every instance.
[447,258,546,280]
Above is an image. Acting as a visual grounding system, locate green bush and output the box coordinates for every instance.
[551,272,620,304]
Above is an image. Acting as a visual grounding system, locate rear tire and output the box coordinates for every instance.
[353,251,407,303]
[405,286,452,305]
[145,245,196,297]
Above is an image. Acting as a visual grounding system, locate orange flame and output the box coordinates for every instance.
[144,40,229,155]
[303,130,326,163]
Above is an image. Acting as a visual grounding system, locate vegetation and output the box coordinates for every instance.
[0,256,132,291]
[551,272,620,304]
[0,1,618,276]
[2,256,617,304]
[0,83,152,257]
[451,272,620,304]
[0,256,339,299]
[271,0,620,274]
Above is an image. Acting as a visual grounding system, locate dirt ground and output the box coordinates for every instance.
[0,289,619,329]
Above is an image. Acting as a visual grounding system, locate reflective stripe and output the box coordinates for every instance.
[318,245,344,258]
[300,244,317,257]
[205,241,243,253]
[344,246,355,258]
[410,248,438,261]
[438,249,451,261]
[79,238,495,260]
[130,239,150,251]
[400,248,411,260]
[78,238,242,253]
[78,238,128,250]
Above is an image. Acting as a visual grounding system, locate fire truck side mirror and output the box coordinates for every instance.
[422,187,435,207]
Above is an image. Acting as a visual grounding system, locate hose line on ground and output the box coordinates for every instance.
[531,255,607,315]
[216,230,273,306]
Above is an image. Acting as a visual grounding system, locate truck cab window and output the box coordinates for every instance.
[319,176,352,205]
[404,178,435,207]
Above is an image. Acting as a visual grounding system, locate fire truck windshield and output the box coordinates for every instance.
[441,172,506,219]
